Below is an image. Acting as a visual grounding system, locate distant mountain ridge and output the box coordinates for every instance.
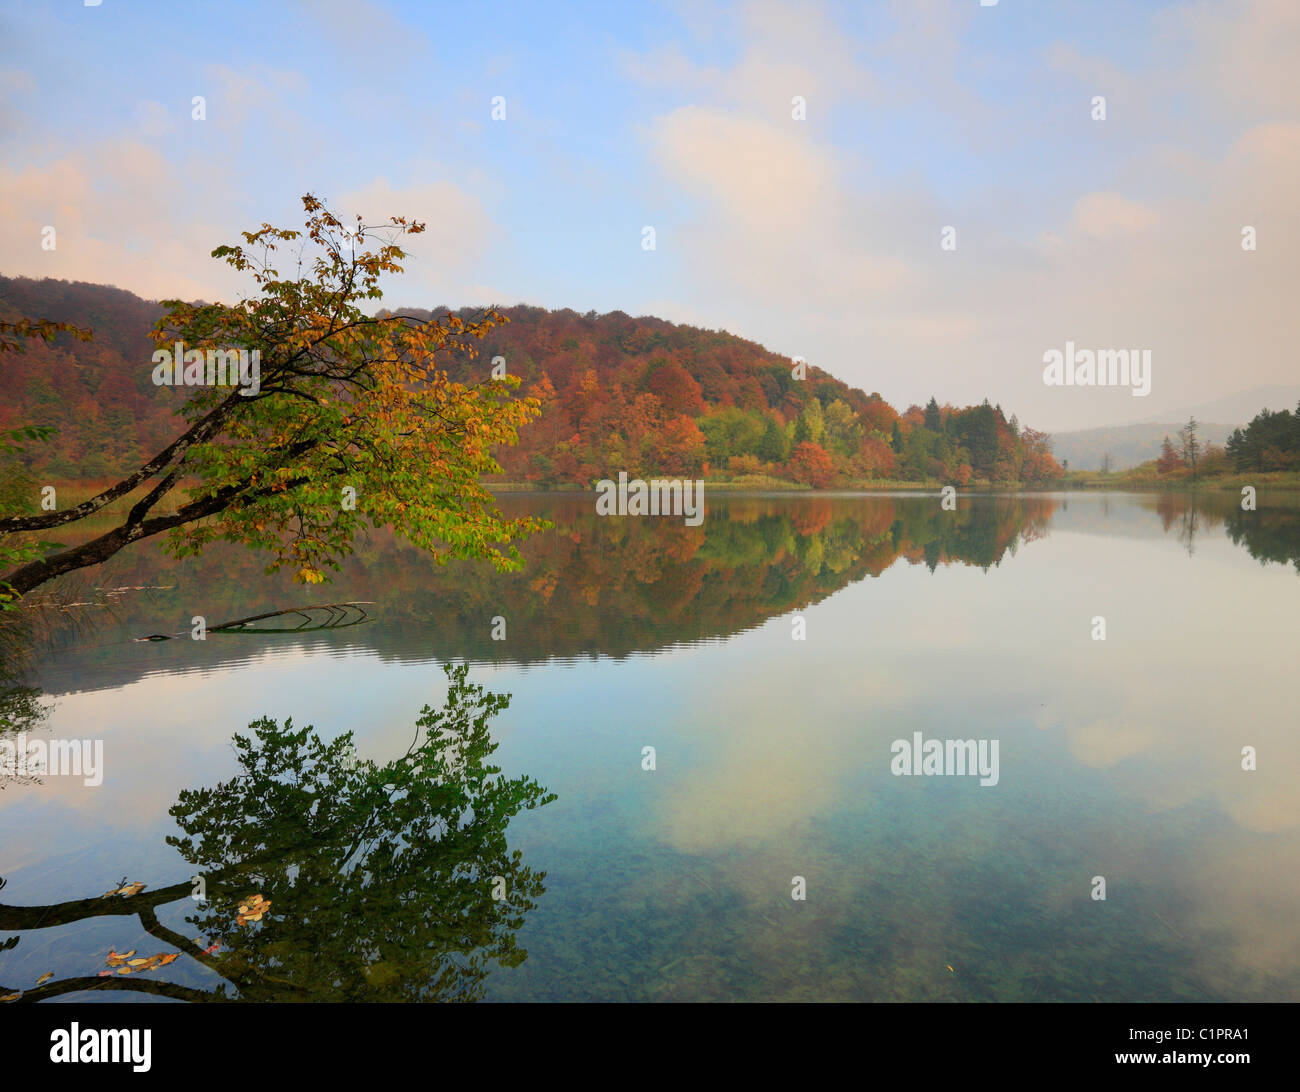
[1121,385,1300,428]
[1051,422,1238,472]
[1054,382,1300,470]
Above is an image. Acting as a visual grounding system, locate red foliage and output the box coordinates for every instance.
[860,398,898,436]
[646,364,704,415]
[1156,436,1185,474]
[787,442,835,488]
[0,279,1066,492]
[855,435,897,478]
[650,415,707,476]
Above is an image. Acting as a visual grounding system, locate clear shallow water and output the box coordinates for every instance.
[1,491,1297,1002]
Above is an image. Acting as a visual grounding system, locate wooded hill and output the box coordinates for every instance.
[1,276,1063,487]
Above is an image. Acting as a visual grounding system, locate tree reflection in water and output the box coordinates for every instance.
[0,664,556,1002]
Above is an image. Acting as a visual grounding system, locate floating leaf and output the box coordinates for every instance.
[236,893,270,924]
[100,882,147,899]
[96,970,112,977]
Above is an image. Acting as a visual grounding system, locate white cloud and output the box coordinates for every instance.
[633,0,1300,429]
[333,176,500,304]
[0,141,240,301]
[133,100,175,139]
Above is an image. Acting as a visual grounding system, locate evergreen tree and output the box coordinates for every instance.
[758,415,791,463]
[1179,417,1201,477]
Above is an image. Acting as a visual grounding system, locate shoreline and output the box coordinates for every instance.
[487,473,1300,495]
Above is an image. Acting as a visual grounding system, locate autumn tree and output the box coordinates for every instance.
[0,196,542,602]
[1018,427,1063,483]
[854,434,897,479]
[793,396,825,446]
[698,406,765,465]
[787,441,834,488]
[860,395,897,437]
[649,415,707,476]
[823,398,863,458]
[645,362,704,415]
[1157,435,1184,474]
[0,314,94,590]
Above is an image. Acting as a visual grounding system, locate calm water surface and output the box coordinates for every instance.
[1,491,1297,1002]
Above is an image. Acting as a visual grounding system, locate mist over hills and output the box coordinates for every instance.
[1051,422,1238,472]
[1052,383,1300,471]
[1123,386,1300,428]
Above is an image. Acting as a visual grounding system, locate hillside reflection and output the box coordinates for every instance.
[16,491,1297,696]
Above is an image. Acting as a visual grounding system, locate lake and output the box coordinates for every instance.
[1,490,1297,1002]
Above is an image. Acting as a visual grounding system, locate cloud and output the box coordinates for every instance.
[201,63,310,134]
[0,66,37,140]
[1069,193,1160,240]
[0,145,497,309]
[292,0,429,57]
[632,0,1300,429]
[133,100,175,139]
[0,66,35,94]
[0,141,241,301]
[3,0,1296,430]
[624,0,874,111]
[332,176,500,302]
[1169,0,1300,119]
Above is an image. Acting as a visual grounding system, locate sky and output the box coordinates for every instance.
[1,0,1296,431]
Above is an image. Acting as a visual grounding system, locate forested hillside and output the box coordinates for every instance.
[0,277,175,477]
[1,277,1063,487]
[392,305,1063,486]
